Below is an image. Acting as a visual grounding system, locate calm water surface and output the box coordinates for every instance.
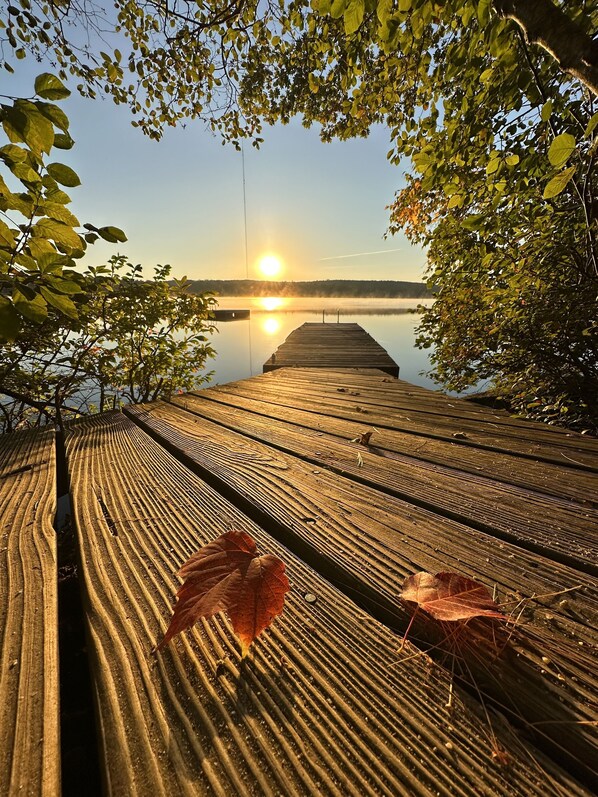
[202,296,443,390]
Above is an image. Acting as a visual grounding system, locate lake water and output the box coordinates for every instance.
[202,296,442,390]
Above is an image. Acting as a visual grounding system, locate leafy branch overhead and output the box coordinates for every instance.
[0,73,126,341]
[2,0,597,426]
[157,530,290,656]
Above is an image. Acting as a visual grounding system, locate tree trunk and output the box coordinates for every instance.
[494,0,598,97]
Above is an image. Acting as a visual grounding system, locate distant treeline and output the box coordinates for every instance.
[188,279,432,298]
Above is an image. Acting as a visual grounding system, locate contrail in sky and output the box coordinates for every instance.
[318,248,402,261]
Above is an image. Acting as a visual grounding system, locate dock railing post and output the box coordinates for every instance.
[322,310,325,323]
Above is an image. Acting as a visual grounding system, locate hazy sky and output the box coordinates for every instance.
[6,63,427,283]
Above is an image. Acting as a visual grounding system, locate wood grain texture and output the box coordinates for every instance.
[125,399,598,789]
[263,323,400,376]
[194,371,598,504]
[64,412,586,797]
[0,429,59,796]
[173,383,598,574]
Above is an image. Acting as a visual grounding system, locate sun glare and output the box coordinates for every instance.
[262,317,281,335]
[260,297,284,311]
[258,254,283,278]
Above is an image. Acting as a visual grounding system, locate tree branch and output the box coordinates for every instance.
[494,0,598,96]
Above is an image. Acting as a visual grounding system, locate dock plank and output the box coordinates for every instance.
[171,388,598,574]
[125,399,598,789]
[197,375,598,504]
[267,368,598,443]
[263,323,399,376]
[0,429,59,797]
[62,412,583,796]
[256,370,598,468]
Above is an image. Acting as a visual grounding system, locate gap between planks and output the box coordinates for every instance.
[65,412,588,797]
[125,400,598,791]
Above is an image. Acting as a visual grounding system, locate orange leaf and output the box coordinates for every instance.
[400,571,506,622]
[156,530,289,656]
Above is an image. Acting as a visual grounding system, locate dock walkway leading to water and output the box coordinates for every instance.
[2,330,598,795]
[263,322,400,376]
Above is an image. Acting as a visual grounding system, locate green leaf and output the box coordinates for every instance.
[14,101,54,155]
[0,218,16,248]
[0,144,27,162]
[312,0,333,14]
[36,251,69,273]
[0,297,21,341]
[13,289,48,322]
[330,0,347,19]
[477,0,491,27]
[53,133,74,150]
[39,286,78,318]
[344,0,365,34]
[98,226,127,243]
[543,165,576,199]
[41,202,80,226]
[11,162,41,184]
[34,73,71,101]
[486,157,500,175]
[583,112,598,139]
[46,162,81,187]
[505,154,519,166]
[447,194,463,209]
[34,101,70,132]
[28,238,59,260]
[540,101,552,122]
[376,0,392,23]
[32,218,82,249]
[45,276,83,294]
[3,103,54,156]
[45,185,71,205]
[548,133,576,168]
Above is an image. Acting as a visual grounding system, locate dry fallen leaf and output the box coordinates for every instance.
[156,529,289,656]
[400,571,506,622]
[351,430,374,446]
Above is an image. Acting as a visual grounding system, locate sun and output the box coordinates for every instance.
[257,254,283,278]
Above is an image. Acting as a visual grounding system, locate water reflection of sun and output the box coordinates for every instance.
[262,317,281,335]
[260,297,285,311]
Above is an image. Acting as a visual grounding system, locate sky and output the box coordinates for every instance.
[5,61,427,284]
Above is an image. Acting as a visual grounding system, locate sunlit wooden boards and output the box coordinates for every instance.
[0,429,59,796]
[263,323,400,376]
[178,369,598,573]
[125,392,598,792]
[64,412,585,796]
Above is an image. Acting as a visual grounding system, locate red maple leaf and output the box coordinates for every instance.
[156,530,289,656]
[400,571,506,622]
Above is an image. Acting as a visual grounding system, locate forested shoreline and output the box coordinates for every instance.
[188,279,431,298]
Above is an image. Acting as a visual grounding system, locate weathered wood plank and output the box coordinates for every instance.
[125,400,598,789]
[195,377,598,504]
[218,374,598,471]
[261,369,598,460]
[171,389,598,574]
[62,412,584,796]
[0,429,59,797]
[263,323,399,376]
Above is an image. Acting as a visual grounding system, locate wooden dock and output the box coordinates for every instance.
[263,322,400,376]
[2,357,598,794]
[211,309,250,321]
